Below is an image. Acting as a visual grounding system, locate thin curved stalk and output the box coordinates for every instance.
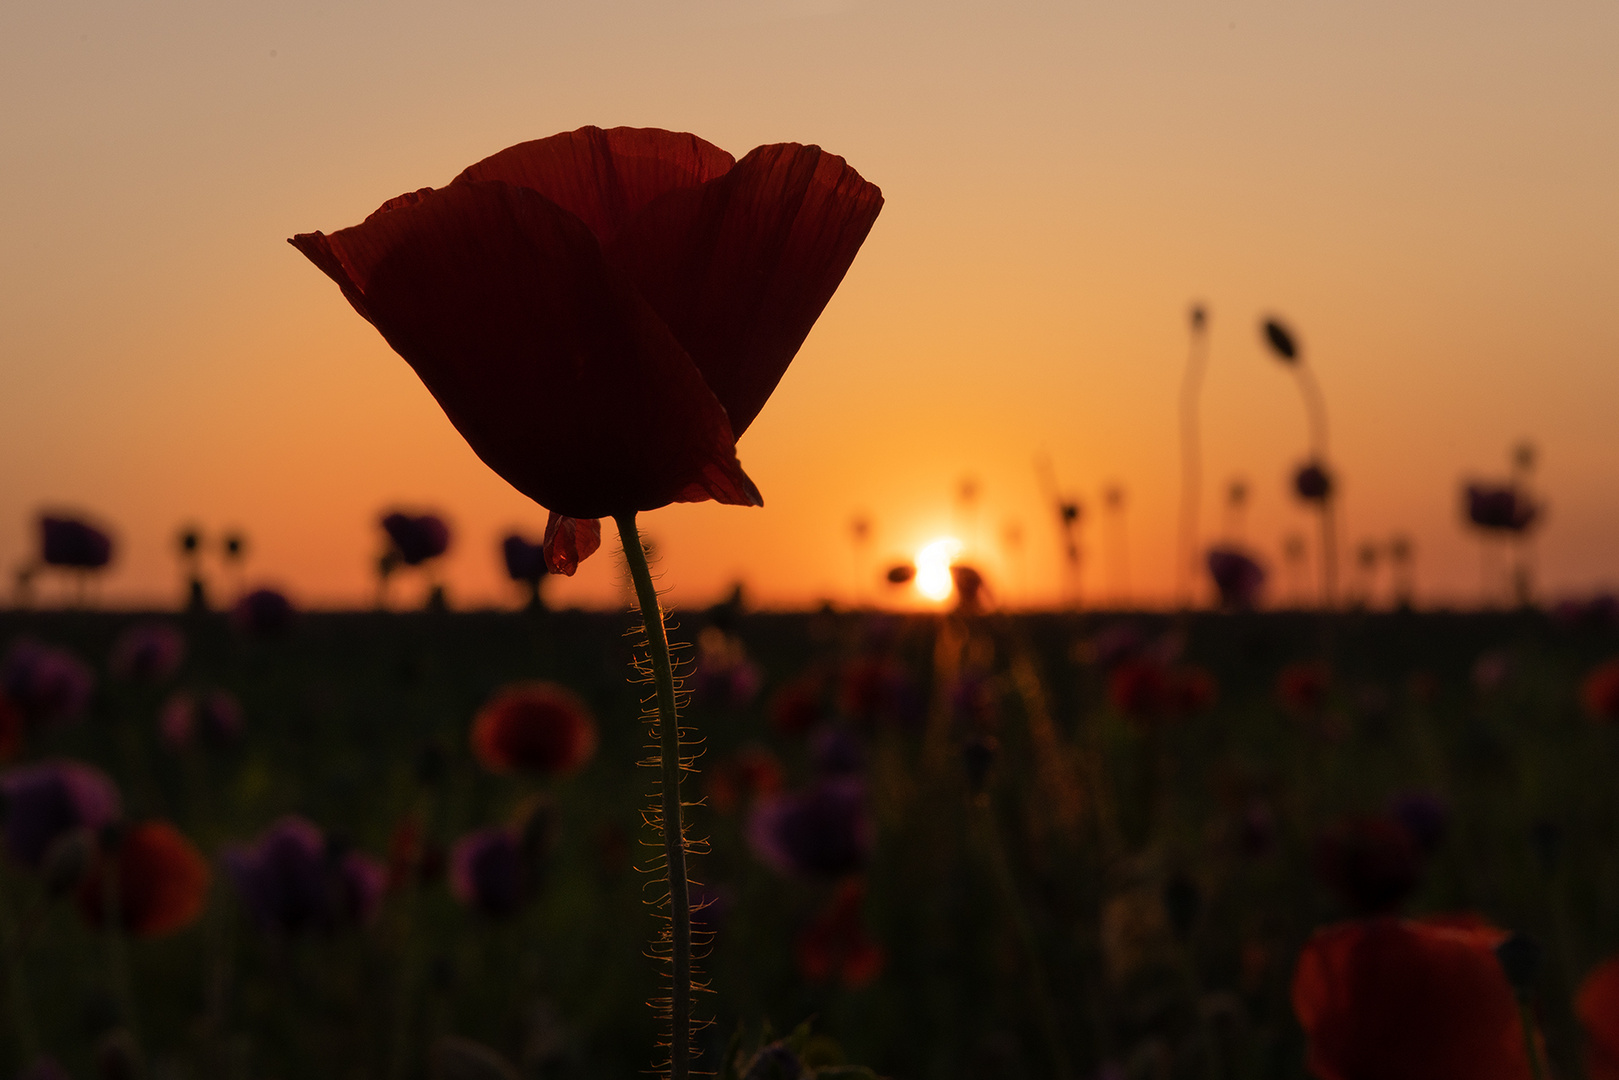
[616,512,693,1080]
[1178,319,1209,607]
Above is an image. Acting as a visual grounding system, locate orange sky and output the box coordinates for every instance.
[3,0,1617,611]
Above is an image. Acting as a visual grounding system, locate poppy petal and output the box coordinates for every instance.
[542,514,602,577]
[607,143,883,437]
[290,180,750,519]
[453,126,735,247]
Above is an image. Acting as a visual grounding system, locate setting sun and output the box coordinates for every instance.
[914,537,963,602]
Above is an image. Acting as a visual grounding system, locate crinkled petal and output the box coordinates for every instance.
[542,513,602,576]
[607,142,883,437]
[290,180,757,518]
[453,126,735,247]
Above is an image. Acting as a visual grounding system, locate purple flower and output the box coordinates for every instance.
[108,622,186,683]
[747,777,872,879]
[0,760,121,869]
[1388,791,1450,855]
[158,690,245,750]
[39,515,113,569]
[1206,547,1266,610]
[231,588,296,637]
[449,826,527,918]
[692,627,762,709]
[1,640,94,727]
[1465,483,1539,533]
[381,512,452,566]
[501,534,548,585]
[223,817,385,933]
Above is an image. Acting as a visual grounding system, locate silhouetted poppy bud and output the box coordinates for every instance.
[1464,483,1538,533]
[231,588,295,637]
[1189,304,1207,331]
[78,821,210,938]
[0,761,121,869]
[177,526,201,556]
[470,682,597,777]
[1163,872,1201,942]
[961,733,999,795]
[108,622,185,684]
[1494,932,1542,997]
[500,534,548,585]
[884,563,915,585]
[747,777,873,879]
[382,511,452,566]
[1315,817,1421,915]
[222,532,247,561]
[223,817,385,933]
[1,641,94,728]
[1293,461,1333,503]
[1388,791,1450,855]
[1059,501,1081,525]
[1261,317,1298,362]
[1206,546,1266,609]
[40,516,113,569]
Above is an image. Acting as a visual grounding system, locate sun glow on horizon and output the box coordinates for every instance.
[914,537,963,602]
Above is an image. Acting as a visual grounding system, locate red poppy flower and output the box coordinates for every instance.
[1578,954,1619,1080]
[1582,659,1619,722]
[471,681,597,776]
[79,822,210,938]
[1292,915,1534,1080]
[291,126,882,573]
[796,878,885,988]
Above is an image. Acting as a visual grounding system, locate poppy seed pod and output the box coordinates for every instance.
[292,126,882,572]
[1294,461,1334,502]
[470,682,597,777]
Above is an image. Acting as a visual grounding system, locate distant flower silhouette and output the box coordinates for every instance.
[1465,483,1539,533]
[108,622,186,683]
[1577,954,1619,1080]
[884,563,915,585]
[39,515,112,569]
[291,126,883,573]
[1,640,94,727]
[231,588,295,637]
[1293,915,1535,1080]
[381,511,452,566]
[501,533,549,608]
[796,878,884,988]
[0,760,121,869]
[79,821,210,938]
[157,689,245,750]
[747,777,872,879]
[471,682,597,777]
[1294,461,1334,503]
[1582,659,1619,721]
[1315,817,1422,915]
[223,817,386,934]
[1206,546,1265,609]
[1261,318,1298,362]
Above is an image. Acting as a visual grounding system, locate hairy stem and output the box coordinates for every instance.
[616,512,692,1080]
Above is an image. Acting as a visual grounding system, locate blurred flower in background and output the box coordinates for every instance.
[471,682,597,777]
[78,821,210,938]
[0,760,121,869]
[223,817,386,934]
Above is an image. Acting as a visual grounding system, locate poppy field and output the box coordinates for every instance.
[4,600,1619,1080]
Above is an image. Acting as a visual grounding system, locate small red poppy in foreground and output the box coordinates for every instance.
[291,126,883,572]
[471,682,597,777]
[1293,915,1534,1080]
[79,821,210,938]
[1578,954,1619,1080]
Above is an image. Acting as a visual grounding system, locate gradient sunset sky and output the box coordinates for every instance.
[3,0,1616,610]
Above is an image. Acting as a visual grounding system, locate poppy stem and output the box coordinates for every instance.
[616,512,693,1080]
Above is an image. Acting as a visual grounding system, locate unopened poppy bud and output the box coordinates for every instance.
[1495,932,1543,997]
[884,563,914,585]
[1163,872,1201,942]
[962,734,999,796]
[431,1035,520,1080]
